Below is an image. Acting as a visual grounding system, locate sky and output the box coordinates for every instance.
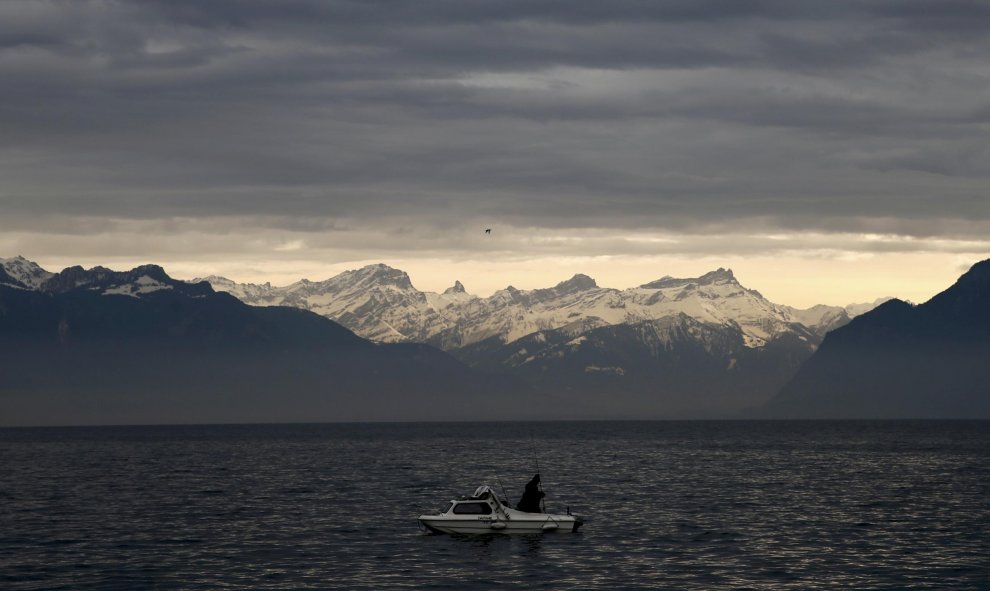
[1,0,989,307]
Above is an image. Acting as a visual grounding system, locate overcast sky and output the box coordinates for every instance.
[2,0,989,306]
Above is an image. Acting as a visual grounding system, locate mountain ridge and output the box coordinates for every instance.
[196,263,881,351]
[756,259,990,418]
[0,256,899,421]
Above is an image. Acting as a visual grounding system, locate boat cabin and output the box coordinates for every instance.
[439,486,507,515]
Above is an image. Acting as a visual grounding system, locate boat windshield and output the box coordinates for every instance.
[452,502,493,515]
[441,502,453,514]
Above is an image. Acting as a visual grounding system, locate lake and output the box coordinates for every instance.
[2,421,988,589]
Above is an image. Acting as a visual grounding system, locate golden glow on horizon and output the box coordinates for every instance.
[28,251,980,310]
[6,223,986,310]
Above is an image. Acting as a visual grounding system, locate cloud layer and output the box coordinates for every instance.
[2,0,989,278]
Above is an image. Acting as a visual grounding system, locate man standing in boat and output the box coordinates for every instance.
[516,474,545,513]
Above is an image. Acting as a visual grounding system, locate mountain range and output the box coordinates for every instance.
[0,258,532,425]
[8,254,981,424]
[199,265,879,350]
[199,263,887,416]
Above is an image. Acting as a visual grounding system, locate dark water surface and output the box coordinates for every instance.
[2,421,988,590]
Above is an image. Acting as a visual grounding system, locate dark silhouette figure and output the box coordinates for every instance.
[515,474,545,513]
[485,228,491,235]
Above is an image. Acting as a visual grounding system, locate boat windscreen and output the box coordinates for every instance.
[441,502,453,514]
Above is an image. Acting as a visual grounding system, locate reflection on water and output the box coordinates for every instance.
[2,421,989,590]
[443,532,547,557]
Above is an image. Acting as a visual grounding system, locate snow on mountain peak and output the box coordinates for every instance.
[194,275,278,301]
[0,255,54,288]
[345,263,415,290]
[4,262,215,299]
[199,263,880,351]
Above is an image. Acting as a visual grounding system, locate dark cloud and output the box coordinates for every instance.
[1,0,989,258]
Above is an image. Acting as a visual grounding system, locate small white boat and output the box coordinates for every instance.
[418,486,584,534]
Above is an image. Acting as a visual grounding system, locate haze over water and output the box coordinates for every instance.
[3,420,988,590]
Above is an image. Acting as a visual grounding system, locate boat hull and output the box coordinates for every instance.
[418,514,583,535]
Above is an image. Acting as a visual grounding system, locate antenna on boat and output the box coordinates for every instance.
[496,474,510,504]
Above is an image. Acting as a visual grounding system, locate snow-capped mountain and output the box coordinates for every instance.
[436,268,842,350]
[779,304,852,335]
[202,264,862,350]
[194,275,278,302]
[0,255,54,288]
[1,256,208,298]
[40,264,211,298]
[5,256,881,353]
[196,264,474,343]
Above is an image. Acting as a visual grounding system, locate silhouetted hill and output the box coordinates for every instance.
[757,260,990,418]
[0,265,535,426]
